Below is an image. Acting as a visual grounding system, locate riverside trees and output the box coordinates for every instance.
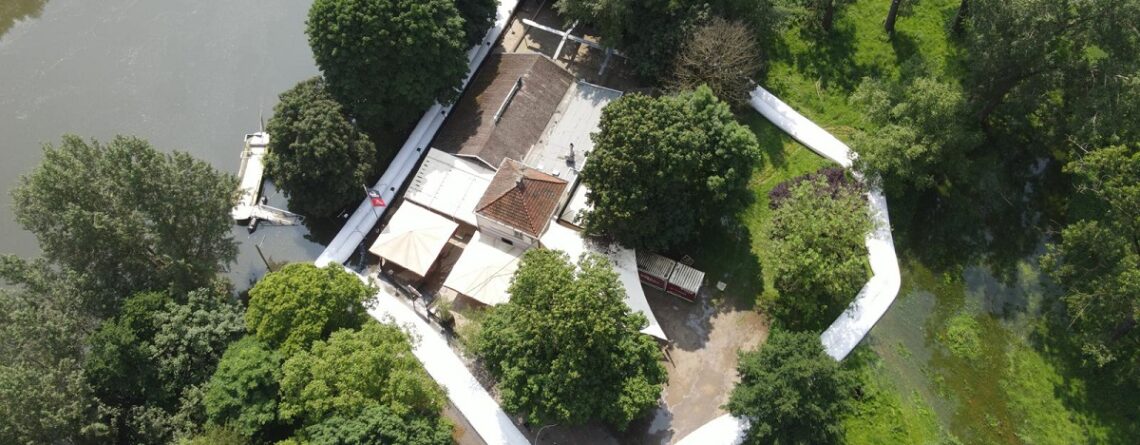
[11,135,237,312]
[581,86,761,251]
[307,0,474,130]
[265,77,379,218]
[474,249,667,429]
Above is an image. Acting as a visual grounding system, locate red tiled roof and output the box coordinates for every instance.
[476,159,568,238]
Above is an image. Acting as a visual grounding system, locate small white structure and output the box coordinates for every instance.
[443,231,526,306]
[406,149,495,227]
[369,202,458,278]
[635,251,676,290]
[666,262,705,302]
[231,132,269,221]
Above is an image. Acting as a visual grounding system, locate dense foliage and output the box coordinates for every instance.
[265,77,379,218]
[728,330,853,444]
[669,17,761,107]
[245,263,372,356]
[555,0,777,79]
[0,258,99,445]
[474,249,666,429]
[456,0,498,47]
[307,0,470,129]
[280,322,451,443]
[766,172,872,331]
[850,76,981,197]
[1042,145,1140,384]
[85,288,245,444]
[10,135,237,313]
[581,86,761,251]
[204,336,284,441]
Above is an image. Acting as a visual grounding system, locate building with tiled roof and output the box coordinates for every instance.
[475,158,568,247]
[432,53,575,170]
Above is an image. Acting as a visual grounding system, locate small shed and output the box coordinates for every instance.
[636,251,676,291]
[666,262,705,302]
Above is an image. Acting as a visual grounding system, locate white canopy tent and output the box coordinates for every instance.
[368,202,458,278]
[540,222,668,341]
[443,231,525,306]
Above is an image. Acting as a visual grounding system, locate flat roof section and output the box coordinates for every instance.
[524,81,623,186]
[405,149,495,227]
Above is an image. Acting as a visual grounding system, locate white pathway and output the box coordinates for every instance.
[674,86,902,445]
[365,279,530,445]
[315,0,522,267]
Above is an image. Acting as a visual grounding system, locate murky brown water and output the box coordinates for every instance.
[0,0,325,289]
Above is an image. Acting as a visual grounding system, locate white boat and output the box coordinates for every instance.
[231,132,269,221]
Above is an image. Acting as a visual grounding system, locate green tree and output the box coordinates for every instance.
[204,336,284,441]
[727,330,853,444]
[10,135,237,312]
[669,17,762,108]
[850,77,982,197]
[150,288,246,397]
[245,263,372,356]
[178,424,247,445]
[456,0,498,47]
[265,77,379,218]
[307,0,470,129]
[278,323,448,431]
[776,0,853,32]
[964,0,1140,146]
[766,173,872,331]
[581,85,761,251]
[0,257,102,445]
[303,404,452,445]
[555,0,778,80]
[1042,145,1140,383]
[474,249,666,429]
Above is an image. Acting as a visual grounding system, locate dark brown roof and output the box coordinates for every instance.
[432,53,575,169]
[476,159,568,237]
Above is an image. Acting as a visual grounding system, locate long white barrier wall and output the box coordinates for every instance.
[674,86,903,445]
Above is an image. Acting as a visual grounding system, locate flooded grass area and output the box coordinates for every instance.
[860,254,1139,444]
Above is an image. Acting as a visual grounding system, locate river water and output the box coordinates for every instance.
[0,0,326,289]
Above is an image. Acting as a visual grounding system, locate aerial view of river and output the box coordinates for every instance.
[1,0,325,289]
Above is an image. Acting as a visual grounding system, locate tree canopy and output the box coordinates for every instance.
[1041,145,1140,384]
[473,249,666,429]
[456,0,498,47]
[245,263,372,356]
[265,77,379,218]
[307,0,470,129]
[850,76,982,197]
[766,171,872,331]
[0,257,100,445]
[203,336,284,441]
[581,85,761,251]
[669,17,762,108]
[727,330,853,444]
[10,135,237,312]
[278,322,450,438]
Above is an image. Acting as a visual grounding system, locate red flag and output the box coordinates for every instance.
[368,189,386,207]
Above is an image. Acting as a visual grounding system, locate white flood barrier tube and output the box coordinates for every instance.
[676,85,903,445]
[316,0,522,267]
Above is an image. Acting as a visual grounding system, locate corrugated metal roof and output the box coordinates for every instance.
[667,262,705,294]
[405,149,495,227]
[636,251,677,281]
